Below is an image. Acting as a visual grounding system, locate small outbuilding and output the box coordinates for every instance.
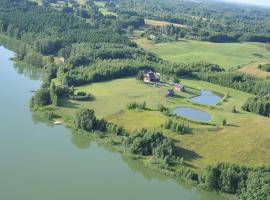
[175,83,185,91]
[166,89,175,97]
[144,71,160,83]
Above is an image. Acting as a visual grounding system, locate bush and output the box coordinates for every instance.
[157,104,170,113]
[74,109,98,132]
[124,129,176,159]
[127,102,146,110]
[222,118,227,126]
[31,87,51,107]
[258,64,270,72]
[163,119,191,135]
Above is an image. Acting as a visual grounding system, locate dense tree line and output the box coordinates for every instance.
[196,71,270,95]
[0,0,133,54]
[57,58,157,86]
[204,163,270,199]
[242,94,270,117]
[59,42,149,66]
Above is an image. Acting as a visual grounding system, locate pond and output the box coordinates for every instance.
[191,90,222,106]
[0,45,225,200]
[172,107,212,122]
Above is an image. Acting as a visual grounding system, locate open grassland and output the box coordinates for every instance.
[135,38,270,70]
[94,1,106,7]
[76,0,87,5]
[51,77,270,170]
[99,8,117,16]
[144,19,186,28]
[239,60,270,78]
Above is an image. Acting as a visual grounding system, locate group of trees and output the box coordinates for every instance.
[127,102,146,110]
[74,108,126,135]
[242,94,270,117]
[204,163,270,199]
[74,109,106,132]
[196,71,270,95]
[30,82,68,107]
[163,119,191,135]
[124,128,176,159]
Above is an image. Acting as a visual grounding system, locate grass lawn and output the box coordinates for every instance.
[135,38,270,70]
[99,8,117,16]
[52,77,270,170]
[94,1,106,7]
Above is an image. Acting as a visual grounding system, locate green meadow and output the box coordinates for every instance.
[136,38,270,69]
[49,77,270,170]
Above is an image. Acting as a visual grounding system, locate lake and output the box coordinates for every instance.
[191,90,222,106]
[0,45,225,200]
[172,107,212,122]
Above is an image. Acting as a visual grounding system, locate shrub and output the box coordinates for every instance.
[127,102,146,110]
[124,129,176,159]
[163,119,191,135]
[157,104,170,113]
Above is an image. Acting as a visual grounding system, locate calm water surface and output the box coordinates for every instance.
[172,107,212,122]
[191,90,222,106]
[0,46,225,200]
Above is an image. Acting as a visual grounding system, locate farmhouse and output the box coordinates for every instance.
[144,71,160,83]
[175,83,185,91]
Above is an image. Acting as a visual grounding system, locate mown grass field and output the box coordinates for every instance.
[135,38,270,70]
[51,77,270,170]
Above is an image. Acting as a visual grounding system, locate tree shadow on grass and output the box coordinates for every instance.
[175,146,202,162]
[59,99,80,109]
[172,94,185,99]
[184,87,201,96]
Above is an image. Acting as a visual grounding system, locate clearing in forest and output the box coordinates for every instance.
[136,38,270,70]
[50,77,270,170]
[144,19,186,28]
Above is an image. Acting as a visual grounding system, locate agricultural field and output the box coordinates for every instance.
[144,19,186,28]
[51,77,270,170]
[93,1,117,16]
[135,38,270,70]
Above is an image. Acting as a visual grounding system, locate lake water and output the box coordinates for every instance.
[191,90,222,106]
[172,107,212,122]
[0,46,225,200]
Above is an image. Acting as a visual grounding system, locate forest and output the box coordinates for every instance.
[108,0,270,43]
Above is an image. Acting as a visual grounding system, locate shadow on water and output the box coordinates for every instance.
[71,132,92,149]
[14,62,43,81]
